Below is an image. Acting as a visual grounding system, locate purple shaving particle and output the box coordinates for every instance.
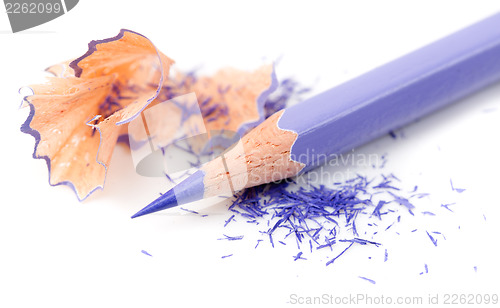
[317,239,336,251]
[450,179,466,193]
[371,201,386,219]
[269,233,275,248]
[312,228,322,239]
[326,243,354,266]
[425,264,428,273]
[385,223,394,231]
[180,207,199,215]
[426,231,438,247]
[474,266,477,272]
[441,203,455,212]
[141,250,152,257]
[279,241,287,246]
[389,193,415,212]
[163,171,174,184]
[218,234,244,241]
[422,211,435,216]
[411,229,418,232]
[224,214,235,227]
[255,239,263,249]
[358,276,376,284]
[221,254,233,259]
[384,249,388,262]
[412,193,430,199]
[388,173,400,182]
[218,84,231,95]
[373,179,400,191]
[339,238,380,247]
[376,154,388,169]
[293,251,307,261]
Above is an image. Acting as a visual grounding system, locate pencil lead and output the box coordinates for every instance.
[131,188,178,219]
[131,170,206,219]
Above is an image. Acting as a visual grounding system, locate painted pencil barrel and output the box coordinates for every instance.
[279,13,500,172]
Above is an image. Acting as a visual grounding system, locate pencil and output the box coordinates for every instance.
[132,13,500,219]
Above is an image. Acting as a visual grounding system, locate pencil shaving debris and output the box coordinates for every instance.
[141,250,153,257]
[221,173,457,267]
[358,276,376,284]
[20,29,282,200]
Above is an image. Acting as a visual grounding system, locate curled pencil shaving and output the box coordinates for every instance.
[126,65,278,155]
[193,65,278,136]
[21,29,173,200]
[20,29,280,200]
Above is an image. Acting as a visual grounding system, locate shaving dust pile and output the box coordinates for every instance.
[222,172,448,267]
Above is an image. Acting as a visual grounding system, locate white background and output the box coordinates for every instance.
[1,1,500,307]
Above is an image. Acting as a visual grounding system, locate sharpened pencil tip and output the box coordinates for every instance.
[131,188,179,219]
[131,170,207,219]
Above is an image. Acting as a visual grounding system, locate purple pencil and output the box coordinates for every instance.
[132,13,500,218]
